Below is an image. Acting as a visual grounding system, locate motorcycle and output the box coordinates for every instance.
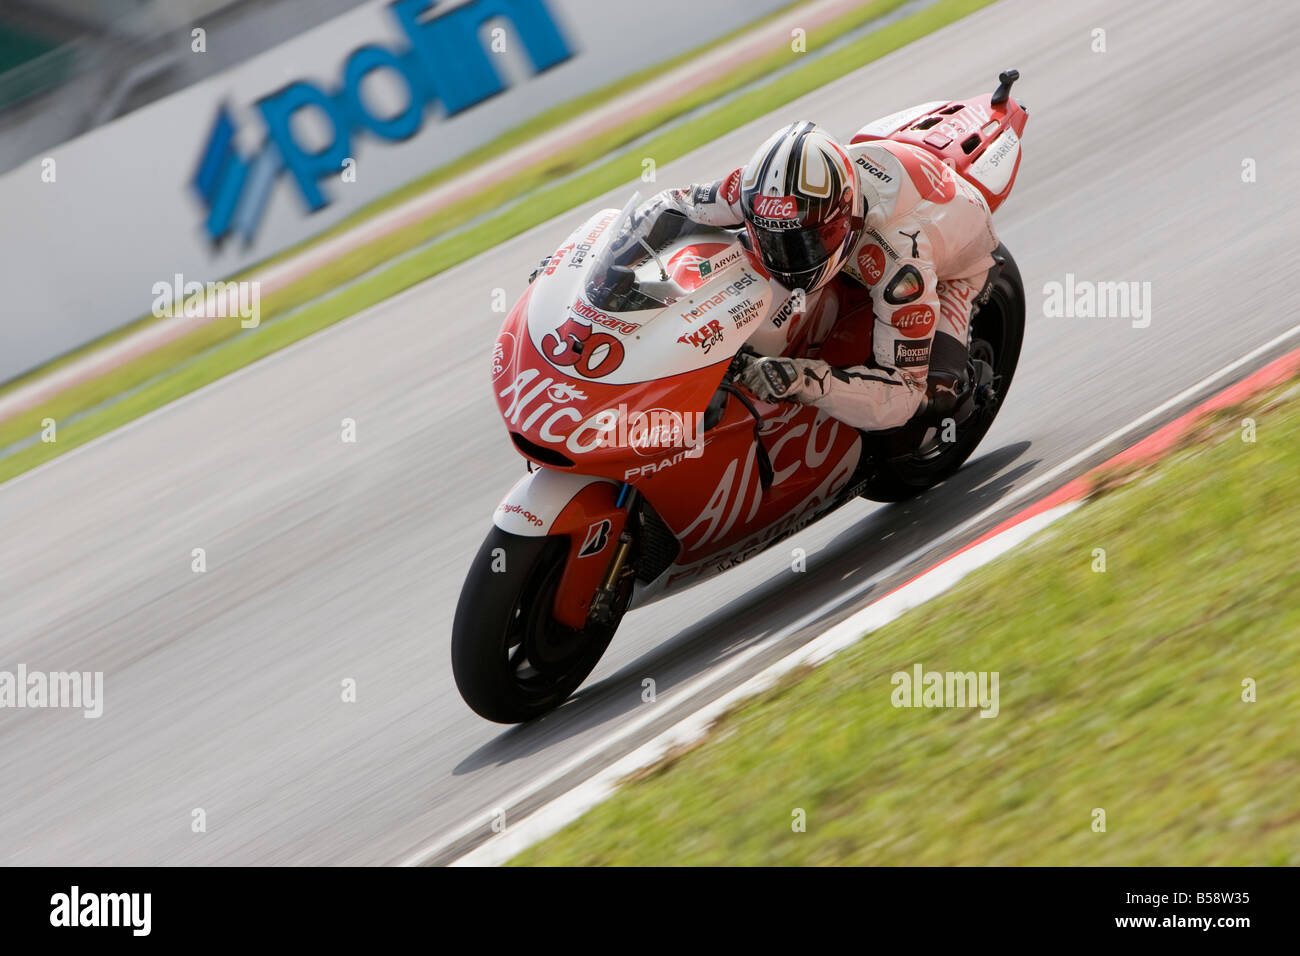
[453,71,1029,722]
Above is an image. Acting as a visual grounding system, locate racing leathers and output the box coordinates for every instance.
[645,140,1000,431]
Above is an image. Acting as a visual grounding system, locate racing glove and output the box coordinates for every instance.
[738,356,832,404]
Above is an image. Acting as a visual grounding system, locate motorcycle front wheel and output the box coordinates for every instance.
[451,526,622,723]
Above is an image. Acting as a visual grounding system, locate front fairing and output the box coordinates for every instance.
[491,204,778,479]
[489,202,864,582]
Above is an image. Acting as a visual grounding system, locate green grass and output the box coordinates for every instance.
[513,381,1300,866]
[0,0,997,483]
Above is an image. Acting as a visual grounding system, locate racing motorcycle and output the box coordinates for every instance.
[453,71,1029,722]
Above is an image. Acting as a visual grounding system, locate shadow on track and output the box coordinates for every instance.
[453,440,1035,772]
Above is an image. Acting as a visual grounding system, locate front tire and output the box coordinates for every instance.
[452,526,621,723]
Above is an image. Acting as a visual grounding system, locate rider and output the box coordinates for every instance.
[626,121,1001,431]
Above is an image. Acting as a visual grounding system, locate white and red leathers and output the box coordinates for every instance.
[651,140,1000,430]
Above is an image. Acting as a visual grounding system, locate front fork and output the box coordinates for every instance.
[550,482,639,630]
[587,485,639,626]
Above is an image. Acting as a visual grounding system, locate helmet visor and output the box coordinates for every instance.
[751,224,829,279]
[749,210,851,286]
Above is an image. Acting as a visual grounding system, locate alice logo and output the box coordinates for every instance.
[890,662,999,718]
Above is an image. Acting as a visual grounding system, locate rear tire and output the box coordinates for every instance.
[862,245,1025,503]
[452,526,621,723]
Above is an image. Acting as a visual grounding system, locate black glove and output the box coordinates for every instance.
[738,356,832,404]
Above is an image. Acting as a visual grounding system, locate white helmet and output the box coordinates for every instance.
[739,122,864,293]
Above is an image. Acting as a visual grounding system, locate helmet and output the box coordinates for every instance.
[739,122,864,293]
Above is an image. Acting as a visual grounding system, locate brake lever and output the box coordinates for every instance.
[718,381,775,491]
[724,345,760,385]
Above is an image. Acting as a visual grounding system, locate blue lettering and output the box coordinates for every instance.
[340,44,424,141]
[257,81,352,212]
[392,0,573,115]
[196,0,575,240]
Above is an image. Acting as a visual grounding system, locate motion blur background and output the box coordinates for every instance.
[2,0,1296,866]
[0,0,797,378]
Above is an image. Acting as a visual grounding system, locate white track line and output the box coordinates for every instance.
[448,502,1079,866]
[401,321,1300,866]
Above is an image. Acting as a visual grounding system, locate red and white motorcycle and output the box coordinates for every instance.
[453,71,1029,722]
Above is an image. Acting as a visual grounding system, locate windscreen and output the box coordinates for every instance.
[583,193,691,313]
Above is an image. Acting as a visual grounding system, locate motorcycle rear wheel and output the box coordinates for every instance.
[451,526,622,723]
[861,245,1025,503]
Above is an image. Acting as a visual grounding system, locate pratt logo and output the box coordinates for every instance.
[751,195,798,220]
[490,331,516,383]
[891,304,935,339]
[191,0,574,245]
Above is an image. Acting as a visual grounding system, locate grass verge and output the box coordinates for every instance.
[0,0,996,483]
[512,378,1300,865]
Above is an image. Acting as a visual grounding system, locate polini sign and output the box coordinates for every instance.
[192,0,574,245]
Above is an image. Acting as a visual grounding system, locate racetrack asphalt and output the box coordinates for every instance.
[1,0,1296,864]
